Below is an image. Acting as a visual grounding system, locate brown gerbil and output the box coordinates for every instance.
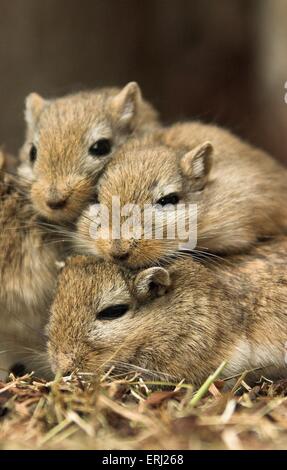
[18,82,159,224]
[47,236,287,386]
[75,123,287,268]
[0,151,65,378]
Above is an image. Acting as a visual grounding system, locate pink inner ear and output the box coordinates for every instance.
[181,142,213,178]
[135,268,170,299]
[119,97,136,122]
[193,157,206,178]
[114,82,140,120]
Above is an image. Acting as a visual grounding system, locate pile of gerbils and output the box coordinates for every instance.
[1,82,287,385]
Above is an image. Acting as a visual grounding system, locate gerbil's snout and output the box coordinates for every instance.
[45,186,71,210]
[112,252,130,262]
[110,241,131,263]
[46,193,69,210]
[31,176,93,222]
[50,350,82,376]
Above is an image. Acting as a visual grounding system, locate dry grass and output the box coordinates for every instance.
[1,366,287,450]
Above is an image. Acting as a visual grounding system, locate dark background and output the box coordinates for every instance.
[0,0,286,163]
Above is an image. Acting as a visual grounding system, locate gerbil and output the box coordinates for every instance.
[76,123,287,268]
[18,82,159,224]
[47,236,287,386]
[0,151,64,378]
[0,149,18,178]
[160,122,287,252]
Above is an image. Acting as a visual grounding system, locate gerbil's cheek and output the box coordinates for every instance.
[47,345,58,375]
[92,240,113,260]
[30,184,48,214]
[74,217,106,257]
[18,162,35,183]
[124,241,175,269]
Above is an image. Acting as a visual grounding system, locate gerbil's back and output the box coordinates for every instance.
[171,236,287,310]
[164,122,287,253]
[206,236,287,325]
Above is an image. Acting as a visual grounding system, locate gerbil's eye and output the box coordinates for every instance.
[156,193,180,206]
[89,139,112,157]
[97,304,129,321]
[29,144,37,164]
[90,193,99,204]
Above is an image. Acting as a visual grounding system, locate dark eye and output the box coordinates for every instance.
[29,144,37,163]
[156,193,180,206]
[89,138,112,157]
[90,193,99,204]
[97,304,129,321]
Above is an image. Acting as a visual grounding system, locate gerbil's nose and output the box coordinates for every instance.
[110,241,131,262]
[46,192,69,210]
[51,351,75,376]
[112,252,130,261]
[110,242,130,262]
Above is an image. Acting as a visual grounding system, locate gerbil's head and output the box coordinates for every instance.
[47,257,174,379]
[19,83,159,223]
[76,141,213,268]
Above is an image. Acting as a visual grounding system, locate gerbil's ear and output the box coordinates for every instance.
[110,82,142,130]
[180,142,213,191]
[25,93,46,127]
[134,267,171,302]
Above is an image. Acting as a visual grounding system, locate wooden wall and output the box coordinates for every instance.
[0,0,286,163]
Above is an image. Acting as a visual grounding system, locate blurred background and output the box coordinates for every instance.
[0,0,286,163]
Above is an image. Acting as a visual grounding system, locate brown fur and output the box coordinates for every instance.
[76,123,287,268]
[161,122,287,252]
[0,151,65,378]
[48,236,287,385]
[18,83,159,223]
